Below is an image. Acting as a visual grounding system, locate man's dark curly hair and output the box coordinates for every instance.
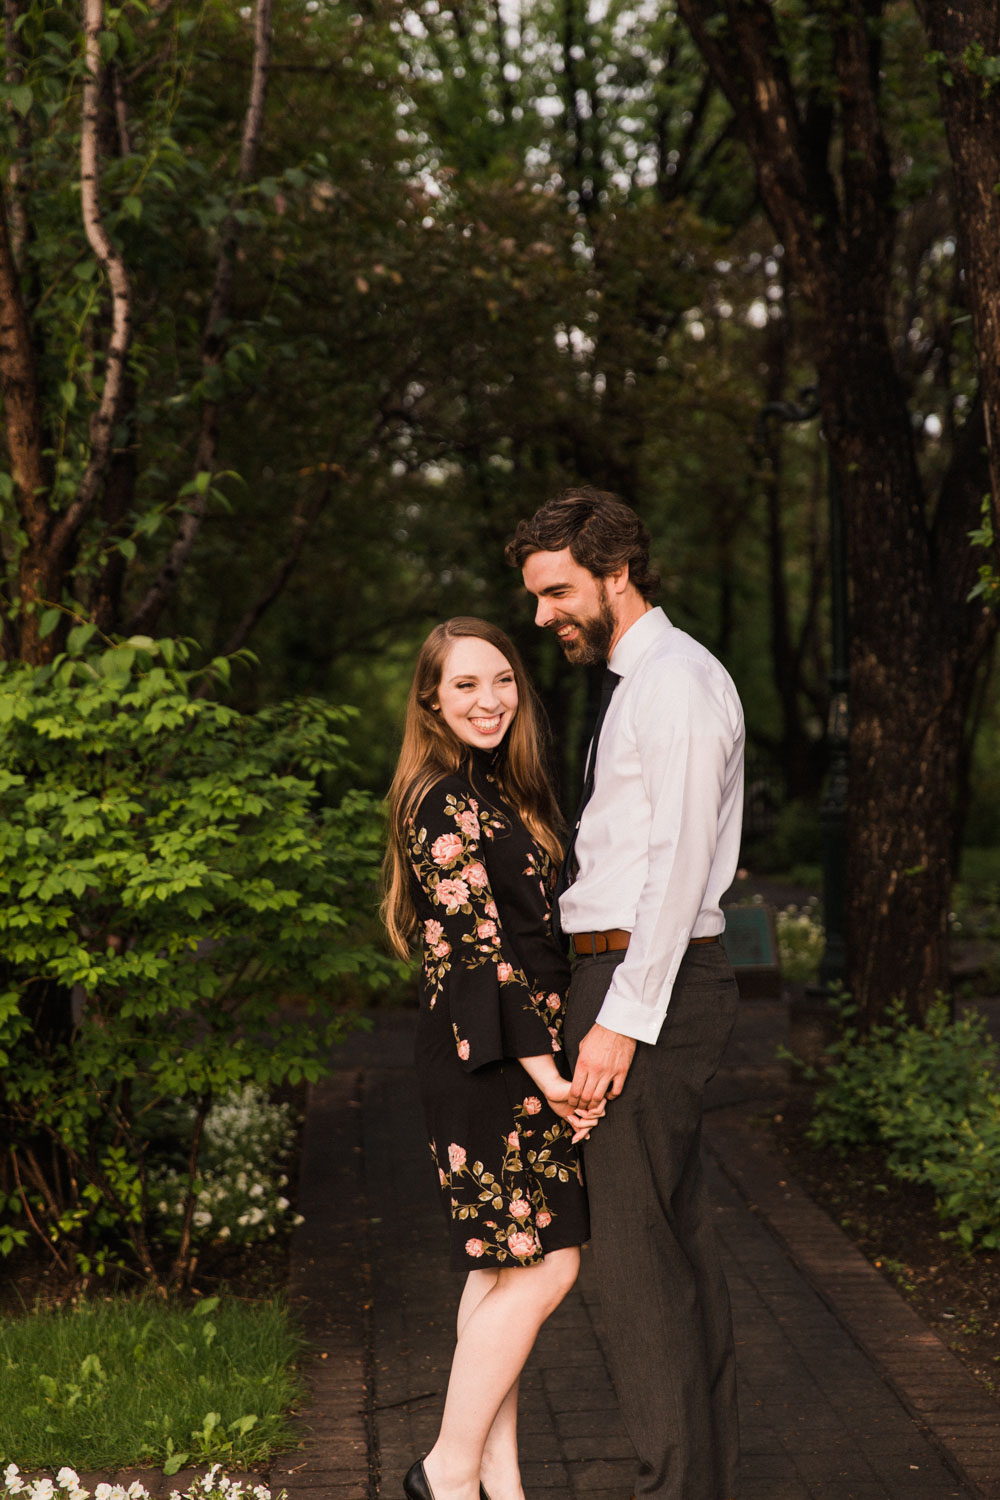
[505,486,660,600]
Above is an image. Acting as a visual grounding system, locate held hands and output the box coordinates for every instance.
[518,1054,607,1143]
[543,1076,606,1143]
[568,1023,636,1111]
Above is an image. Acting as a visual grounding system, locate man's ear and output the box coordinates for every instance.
[606,563,631,596]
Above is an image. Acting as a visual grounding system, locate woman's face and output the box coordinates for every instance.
[434,637,519,750]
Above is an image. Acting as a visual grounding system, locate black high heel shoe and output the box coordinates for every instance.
[403,1460,434,1500]
[402,1461,491,1500]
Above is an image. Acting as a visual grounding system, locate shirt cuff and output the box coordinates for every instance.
[594,991,668,1046]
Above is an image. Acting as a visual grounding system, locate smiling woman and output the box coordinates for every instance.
[432,636,519,750]
[380,616,602,1500]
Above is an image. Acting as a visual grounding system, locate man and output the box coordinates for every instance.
[506,488,744,1500]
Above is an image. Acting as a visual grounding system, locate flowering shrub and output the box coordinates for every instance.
[773,898,825,983]
[152,1086,304,1246]
[2,1466,282,1500]
[0,636,398,1289]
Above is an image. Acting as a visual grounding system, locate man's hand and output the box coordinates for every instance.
[569,1023,636,1109]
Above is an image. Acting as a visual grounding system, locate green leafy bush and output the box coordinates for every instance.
[807,996,1000,1250]
[0,635,397,1287]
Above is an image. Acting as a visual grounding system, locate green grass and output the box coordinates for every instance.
[0,1296,305,1473]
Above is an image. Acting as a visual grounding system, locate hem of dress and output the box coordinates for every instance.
[448,1229,589,1272]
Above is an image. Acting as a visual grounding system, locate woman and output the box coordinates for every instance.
[383,617,601,1500]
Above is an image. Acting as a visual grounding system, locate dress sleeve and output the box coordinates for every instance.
[408,780,562,1072]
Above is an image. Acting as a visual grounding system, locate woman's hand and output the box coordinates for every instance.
[518,1053,607,1142]
[542,1076,607,1143]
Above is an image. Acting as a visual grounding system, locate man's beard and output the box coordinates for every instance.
[553,590,615,665]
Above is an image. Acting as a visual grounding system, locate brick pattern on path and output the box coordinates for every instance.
[281,1007,1000,1500]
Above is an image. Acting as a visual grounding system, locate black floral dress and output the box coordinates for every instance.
[407,751,590,1270]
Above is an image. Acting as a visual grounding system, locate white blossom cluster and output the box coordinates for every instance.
[151,1086,304,1247]
[2,1469,278,1500]
[774,898,825,983]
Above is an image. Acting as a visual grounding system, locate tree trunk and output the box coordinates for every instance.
[914,1,1000,533]
[676,0,998,1023]
[0,184,52,662]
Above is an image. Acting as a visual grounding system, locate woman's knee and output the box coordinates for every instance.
[539,1244,580,1304]
[551,1248,581,1296]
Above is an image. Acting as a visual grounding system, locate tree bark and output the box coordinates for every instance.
[913,1,1000,535]
[50,0,134,558]
[677,0,997,1023]
[0,183,51,662]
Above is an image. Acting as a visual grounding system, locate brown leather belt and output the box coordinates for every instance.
[571,929,720,957]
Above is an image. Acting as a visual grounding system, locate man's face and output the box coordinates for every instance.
[521,548,616,665]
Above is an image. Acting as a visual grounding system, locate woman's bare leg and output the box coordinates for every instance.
[421,1247,580,1500]
[452,1270,521,1500]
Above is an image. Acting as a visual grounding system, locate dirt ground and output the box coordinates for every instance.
[773,1097,1000,1403]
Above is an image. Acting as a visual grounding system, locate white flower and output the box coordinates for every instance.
[96,1484,113,1500]
[248,1183,264,1199]
[127,1483,148,1498]
[30,1480,55,1500]
[276,1197,289,1211]
[217,1224,232,1240]
[56,1471,79,1490]
[110,1486,128,1500]
[193,1209,213,1228]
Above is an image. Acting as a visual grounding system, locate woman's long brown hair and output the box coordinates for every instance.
[381,617,564,957]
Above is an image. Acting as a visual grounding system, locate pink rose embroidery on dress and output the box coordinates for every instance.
[436,877,470,911]
[457,809,481,839]
[431,832,464,865]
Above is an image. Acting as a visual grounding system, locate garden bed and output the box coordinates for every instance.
[773,1098,1000,1401]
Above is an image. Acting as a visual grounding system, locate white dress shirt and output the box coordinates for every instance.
[558,607,744,1044]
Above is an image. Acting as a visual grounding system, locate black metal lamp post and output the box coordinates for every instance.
[755,389,848,1012]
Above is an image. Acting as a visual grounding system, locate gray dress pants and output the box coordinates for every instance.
[565,941,740,1500]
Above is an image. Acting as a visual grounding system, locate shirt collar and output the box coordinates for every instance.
[608,605,671,678]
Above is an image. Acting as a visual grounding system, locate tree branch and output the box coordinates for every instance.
[214,467,342,660]
[675,0,836,297]
[47,0,134,565]
[128,0,273,635]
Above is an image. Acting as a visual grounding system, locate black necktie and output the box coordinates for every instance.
[552,668,620,946]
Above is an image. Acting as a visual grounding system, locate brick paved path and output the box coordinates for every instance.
[283,1006,1000,1500]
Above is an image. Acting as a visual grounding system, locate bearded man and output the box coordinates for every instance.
[506,487,744,1500]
